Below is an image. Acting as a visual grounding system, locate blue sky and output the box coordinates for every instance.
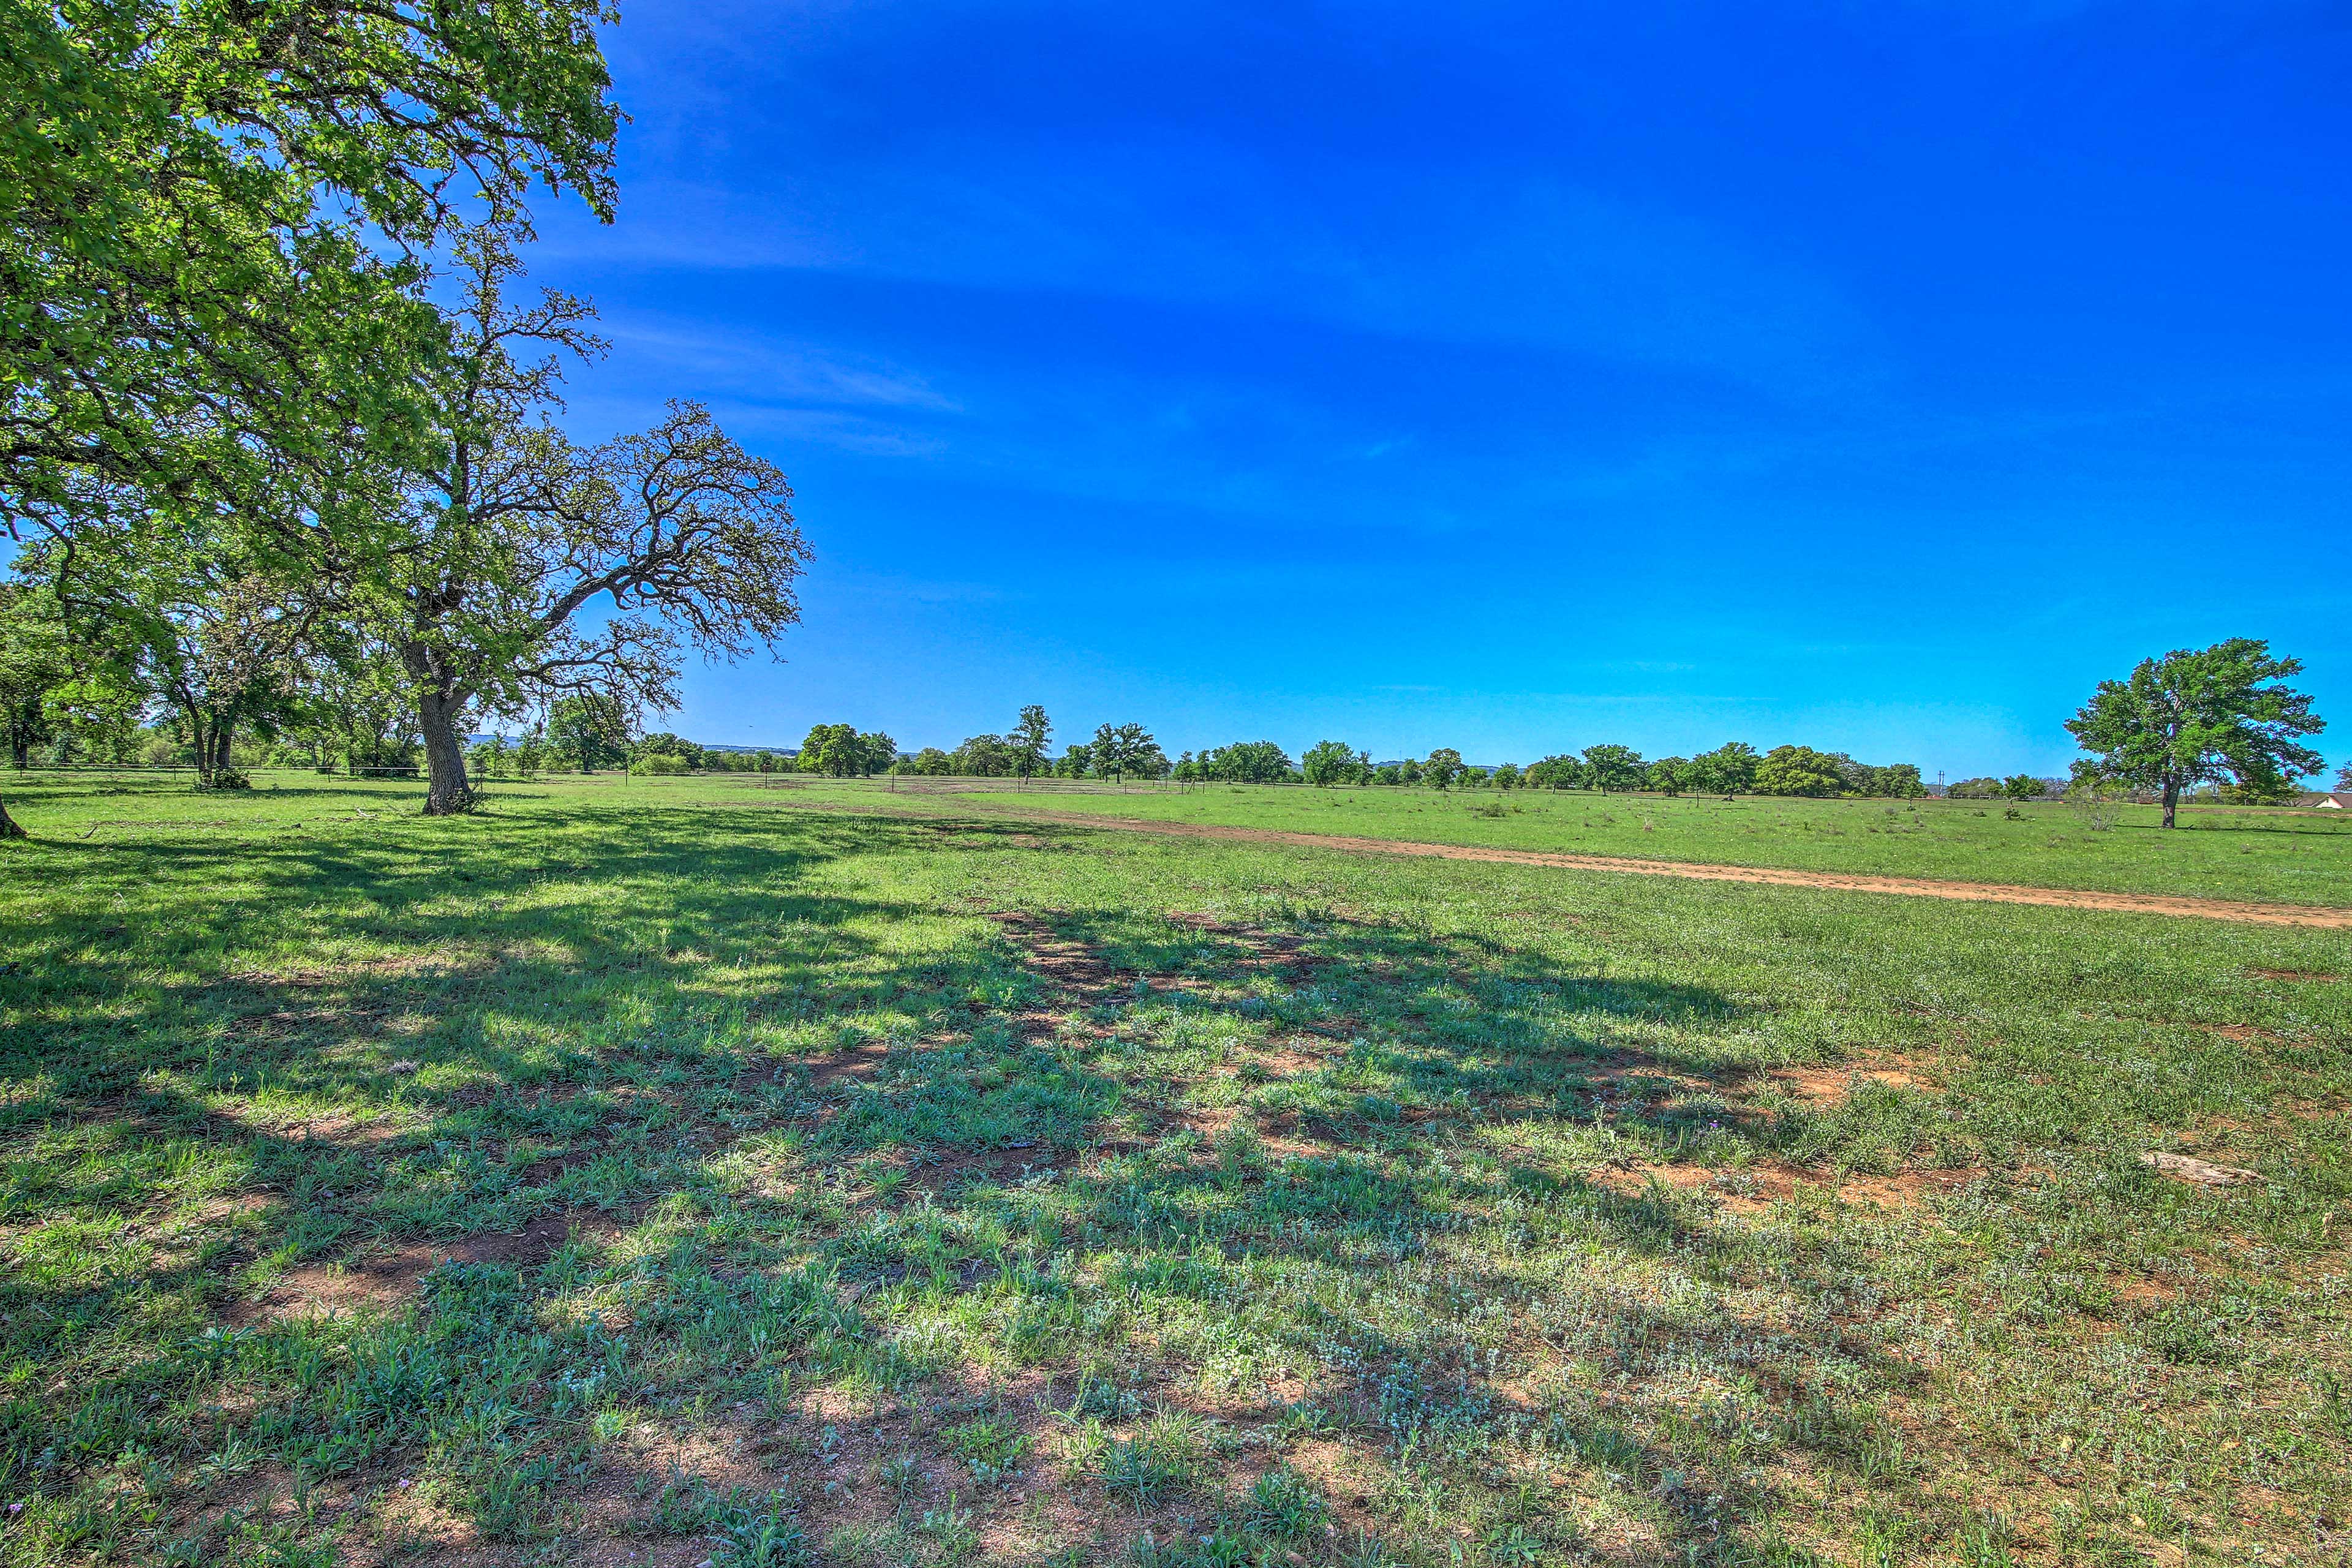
[524,0,2352,778]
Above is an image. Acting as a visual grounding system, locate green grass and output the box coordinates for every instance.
[920,779,2352,908]
[1,771,2348,1566]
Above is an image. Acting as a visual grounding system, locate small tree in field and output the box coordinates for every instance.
[0,583,72,837]
[1090,723,1158,785]
[548,694,631,772]
[1691,741,1758,794]
[0,582,70,775]
[2067,639,2324,827]
[72,538,318,790]
[802,724,896,777]
[800,724,854,775]
[1754,745,1844,797]
[1200,741,1297,783]
[1422,748,1464,790]
[1008,706,1052,779]
[1581,744,1645,794]
[1302,739,1369,786]
[952,733,1015,777]
[1525,755,1583,790]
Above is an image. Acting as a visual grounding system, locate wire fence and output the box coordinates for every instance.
[9,763,426,776]
[7,763,2332,815]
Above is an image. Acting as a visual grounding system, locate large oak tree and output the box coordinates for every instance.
[383,248,808,815]
[2067,639,2324,827]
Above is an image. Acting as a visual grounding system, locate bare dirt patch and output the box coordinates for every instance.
[2247,968,2340,982]
[556,1371,1101,1568]
[1166,910,1327,975]
[991,911,1128,994]
[213,1102,405,1148]
[1766,1065,1931,1104]
[799,1038,894,1087]
[903,1141,1069,1197]
[1596,1160,1967,1216]
[233,1211,616,1322]
[338,1477,489,1567]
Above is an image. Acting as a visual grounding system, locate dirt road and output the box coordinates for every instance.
[940,805,2352,929]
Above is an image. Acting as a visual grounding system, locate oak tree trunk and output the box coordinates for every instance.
[418,690,475,815]
[0,797,23,839]
[2161,778,2179,829]
[184,707,216,787]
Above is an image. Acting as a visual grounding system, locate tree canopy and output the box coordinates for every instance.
[0,0,739,832]
[1090,723,1165,782]
[1752,745,1844,797]
[1189,741,1297,784]
[2,0,620,550]
[2067,638,2325,826]
[1580,744,1645,793]
[1301,739,1371,785]
[1008,706,1052,777]
[801,725,895,777]
[369,247,806,813]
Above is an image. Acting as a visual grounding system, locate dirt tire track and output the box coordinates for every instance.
[1028,814,2352,927]
[760,794,2352,928]
[1013,813,2352,927]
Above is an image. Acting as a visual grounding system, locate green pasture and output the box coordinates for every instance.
[0,772,2346,1566]
[929,782,2352,908]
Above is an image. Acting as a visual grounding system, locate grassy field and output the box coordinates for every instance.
[2,771,2349,1567]
[909,782,2352,908]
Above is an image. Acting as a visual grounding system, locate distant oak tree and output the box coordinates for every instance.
[1753,745,1844,798]
[1090,723,1161,783]
[1579,744,1645,794]
[1301,739,1368,786]
[2067,638,2324,827]
[1008,706,1052,778]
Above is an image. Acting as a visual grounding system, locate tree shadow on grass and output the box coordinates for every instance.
[795,901,1925,1561]
[0,801,1928,1564]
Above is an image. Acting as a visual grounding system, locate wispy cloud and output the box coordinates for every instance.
[566,141,1883,403]
[604,317,960,412]
[713,404,951,458]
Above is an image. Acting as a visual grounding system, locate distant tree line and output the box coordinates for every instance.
[1945,775,2064,802]
[1167,737,1928,798]
[856,710,1172,783]
[754,643,2334,823]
